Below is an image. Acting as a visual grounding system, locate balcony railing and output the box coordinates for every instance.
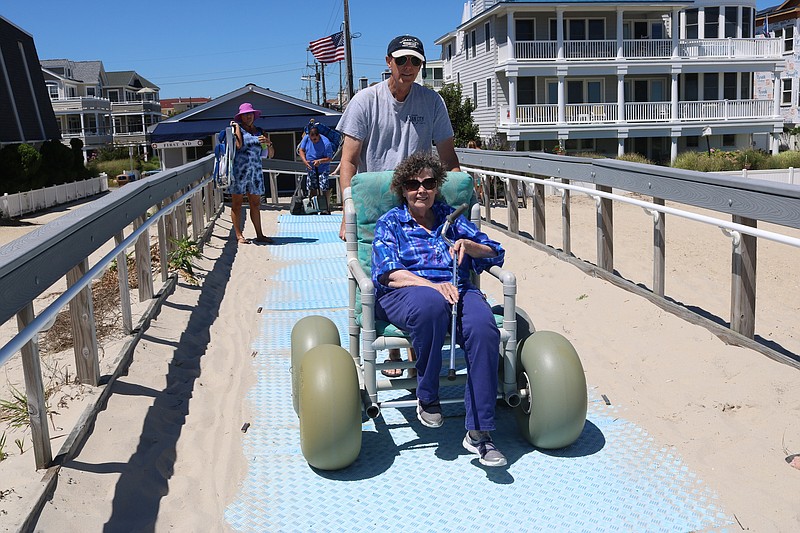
[513,38,781,61]
[513,99,775,125]
[50,96,111,112]
[111,101,161,114]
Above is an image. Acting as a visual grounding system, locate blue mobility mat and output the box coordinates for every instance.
[225,213,735,532]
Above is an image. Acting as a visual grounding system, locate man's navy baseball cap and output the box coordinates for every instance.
[387,35,426,62]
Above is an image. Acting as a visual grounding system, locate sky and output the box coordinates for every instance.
[2,0,469,102]
[3,0,779,103]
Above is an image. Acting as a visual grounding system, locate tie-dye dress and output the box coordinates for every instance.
[230,128,265,196]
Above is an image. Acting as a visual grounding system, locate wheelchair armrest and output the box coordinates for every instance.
[347,258,377,331]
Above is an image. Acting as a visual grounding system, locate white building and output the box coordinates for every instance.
[41,59,161,162]
[757,2,800,138]
[436,0,785,161]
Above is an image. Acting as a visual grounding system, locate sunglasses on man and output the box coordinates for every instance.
[402,178,438,191]
[394,55,422,67]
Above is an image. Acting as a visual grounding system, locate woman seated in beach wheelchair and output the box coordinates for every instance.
[291,153,588,471]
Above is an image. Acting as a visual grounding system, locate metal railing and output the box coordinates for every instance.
[0,156,220,470]
[457,149,800,371]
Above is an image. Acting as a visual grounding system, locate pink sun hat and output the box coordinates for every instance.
[234,102,261,121]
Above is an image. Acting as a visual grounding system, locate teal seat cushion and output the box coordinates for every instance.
[351,171,476,319]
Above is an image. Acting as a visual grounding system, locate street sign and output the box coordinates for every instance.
[151,140,204,149]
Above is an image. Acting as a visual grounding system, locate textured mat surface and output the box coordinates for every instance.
[226,213,735,532]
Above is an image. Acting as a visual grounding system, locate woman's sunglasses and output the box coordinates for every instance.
[402,178,437,191]
[394,56,422,67]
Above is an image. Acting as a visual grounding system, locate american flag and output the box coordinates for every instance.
[309,31,345,64]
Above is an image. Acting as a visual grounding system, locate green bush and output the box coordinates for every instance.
[17,144,42,177]
[37,140,75,186]
[617,152,654,166]
[768,150,800,169]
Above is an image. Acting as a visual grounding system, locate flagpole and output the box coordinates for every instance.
[343,0,355,100]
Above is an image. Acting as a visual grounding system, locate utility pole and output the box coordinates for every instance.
[314,62,320,105]
[321,63,327,107]
[343,0,355,100]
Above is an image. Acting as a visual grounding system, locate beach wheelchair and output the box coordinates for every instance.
[291,171,587,470]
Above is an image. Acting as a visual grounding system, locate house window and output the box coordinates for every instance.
[703,73,719,100]
[683,73,699,101]
[552,18,606,40]
[567,79,603,103]
[473,81,478,108]
[47,83,58,99]
[67,115,81,134]
[722,134,736,147]
[624,79,665,102]
[486,78,492,107]
[447,43,452,60]
[565,139,596,151]
[724,73,737,100]
[518,77,536,105]
[740,74,752,100]
[685,9,699,39]
[782,78,793,105]
[784,26,794,53]
[742,8,753,38]
[705,7,720,39]
[724,7,739,38]
[86,87,96,97]
[471,29,477,58]
[485,22,491,52]
[516,19,535,41]
[465,33,469,59]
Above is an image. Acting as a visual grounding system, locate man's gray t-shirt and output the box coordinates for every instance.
[337,80,454,172]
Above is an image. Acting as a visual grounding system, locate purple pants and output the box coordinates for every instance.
[375,285,500,431]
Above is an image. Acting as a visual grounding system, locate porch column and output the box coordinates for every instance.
[556,9,565,60]
[618,137,625,157]
[773,72,781,117]
[617,72,625,122]
[671,71,679,121]
[507,11,515,61]
[558,74,566,124]
[772,133,781,155]
[616,8,624,59]
[670,136,678,162]
[508,74,518,123]
[672,8,680,58]
[79,113,85,138]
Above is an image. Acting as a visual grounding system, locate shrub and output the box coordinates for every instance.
[17,144,42,177]
[768,150,800,169]
[617,152,654,166]
[37,140,75,186]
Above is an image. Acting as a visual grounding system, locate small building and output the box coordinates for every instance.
[150,83,341,168]
[161,97,212,118]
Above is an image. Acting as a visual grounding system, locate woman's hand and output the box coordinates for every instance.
[451,239,496,265]
[432,281,459,305]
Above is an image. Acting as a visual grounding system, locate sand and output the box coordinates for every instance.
[0,192,798,531]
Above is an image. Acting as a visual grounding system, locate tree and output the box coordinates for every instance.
[439,83,480,148]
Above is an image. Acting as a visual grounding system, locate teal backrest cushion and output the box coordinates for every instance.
[351,171,475,315]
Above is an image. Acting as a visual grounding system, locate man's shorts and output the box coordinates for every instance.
[306,168,330,192]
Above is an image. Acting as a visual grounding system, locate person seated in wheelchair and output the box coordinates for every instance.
[371,153,508,467]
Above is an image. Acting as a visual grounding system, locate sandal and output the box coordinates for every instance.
[237,236,250,244]
[253,235,274,244]
[381,356,404,378]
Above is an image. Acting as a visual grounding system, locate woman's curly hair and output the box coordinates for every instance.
[390,152,448,203]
